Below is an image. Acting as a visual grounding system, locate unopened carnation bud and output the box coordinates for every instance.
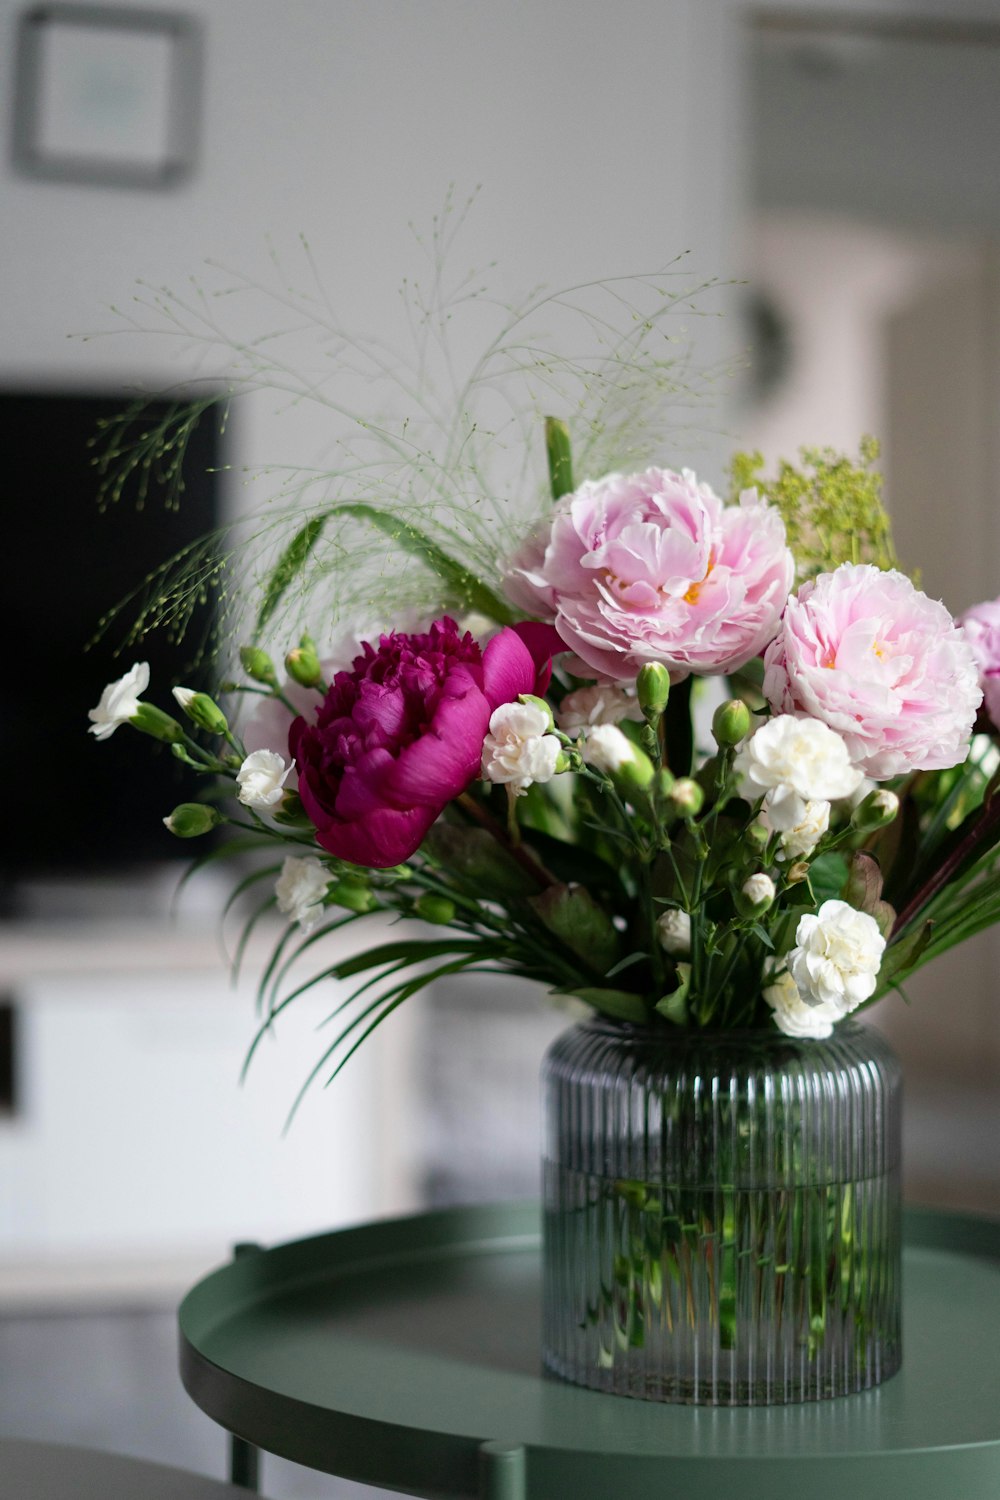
[712,699,752,749]
[745,821,771,854]
[581,726,654,797]
[657,907,692,955]
[163,802,222,838]
[737,872,776,917]
[285,642,322,688]
[851,787,900,833]
[414,894,457,925]
[329,879,377,914]
[131,703,185,743]
[239,645,279,688]
[636,662,670,721]
[653,766,676,800]
[517,693,555,732]
[172,687,229,736]
[786,860,811,885]
[670,777,704,818]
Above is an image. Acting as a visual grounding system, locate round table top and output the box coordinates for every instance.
[0,1439,250,1498]
[179,1203,1000,1500]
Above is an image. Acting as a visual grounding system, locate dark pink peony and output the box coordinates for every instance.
[289,617,558,867]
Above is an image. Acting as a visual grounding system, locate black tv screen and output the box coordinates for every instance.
[3,390,222,882]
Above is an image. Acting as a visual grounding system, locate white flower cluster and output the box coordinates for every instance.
[765,899,885,1038]
[87,662,149,740]
[482,701,561,795]
[236,749,291,809]
[275,855,330,933]
[556,682,643,734]
[739,714,864,860]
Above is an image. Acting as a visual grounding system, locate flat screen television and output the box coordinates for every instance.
[2,389,222,888]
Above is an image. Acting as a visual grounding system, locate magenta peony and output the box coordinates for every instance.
[289,618,558,867]
[763,564,982,778]
[504,468,793,681]
[958,595,1000,730]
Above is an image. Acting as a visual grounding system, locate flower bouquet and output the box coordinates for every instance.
[89,242,1000,1405]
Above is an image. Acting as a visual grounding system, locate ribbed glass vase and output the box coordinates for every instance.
[542,1018,902,1406]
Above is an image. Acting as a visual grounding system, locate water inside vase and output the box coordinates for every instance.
[542,1160,902,1405]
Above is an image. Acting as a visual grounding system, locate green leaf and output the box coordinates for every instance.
[655,962,691,1025]
[255,514,327,635]
[556,986,649,1023]
[807,851,849,905]
[335,503,517,625]
[331,937,480,980]
[545,416,575,501]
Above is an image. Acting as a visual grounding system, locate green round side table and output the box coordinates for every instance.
[179,1203,1000,1500]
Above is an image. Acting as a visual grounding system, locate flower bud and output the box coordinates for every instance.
[163,802,222,838]
[851,788,900,833]
[517,693,555,732]
[712,699,751,749]
[745,820,771,854]
[172,687,229,736]
[285,643,322,689]
[239,645,279,688]
[414,894,457,925]
[131,703,185,743]
[786,860,811,885]
[657,908,692,955]
[736,872,776,917]
[636,663,670,721]
[329,879,378,914]
[653,767,676,801]
[670,778,704,818]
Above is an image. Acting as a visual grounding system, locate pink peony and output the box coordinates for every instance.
[958,595,1000,730]
[763,564,981,778]
[289,617,558,867]
[504,468,793,681]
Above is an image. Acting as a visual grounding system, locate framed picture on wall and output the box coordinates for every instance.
[11,4,201,189]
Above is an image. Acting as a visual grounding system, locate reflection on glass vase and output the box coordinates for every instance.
[542,1018,902,1406]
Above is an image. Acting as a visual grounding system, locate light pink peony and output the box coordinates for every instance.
[958,595,1000,730]
[763,564,981,778]
[504,469,793,681]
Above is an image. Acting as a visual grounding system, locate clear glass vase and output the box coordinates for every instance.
[541,1018,902,1406]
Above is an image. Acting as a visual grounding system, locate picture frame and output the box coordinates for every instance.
[11,4,201,189]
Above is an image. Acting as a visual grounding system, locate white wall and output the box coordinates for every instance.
[1,0,746,1270]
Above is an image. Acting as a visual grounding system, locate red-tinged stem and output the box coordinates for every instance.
[456,792,559,889]
[892,793,1000,936]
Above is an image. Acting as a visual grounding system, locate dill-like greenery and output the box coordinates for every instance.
[728,436,904,582]
[91,190,727,665]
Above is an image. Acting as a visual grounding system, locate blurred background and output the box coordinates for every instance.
[2,1,1000,1494]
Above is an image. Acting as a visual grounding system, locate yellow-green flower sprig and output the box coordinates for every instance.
[729,437,907,583]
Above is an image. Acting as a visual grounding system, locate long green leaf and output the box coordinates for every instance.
[332,937,481,980]
[255,514,327,635]
[334,503,517,625]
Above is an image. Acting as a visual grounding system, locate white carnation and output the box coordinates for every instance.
[87,661,150,740]
[763,966,840,1039]
[275,856,329,933]
[739,714,863,805]
[757,794,831,860]
[788,899,885,1016]
[482,702,561,795]
[580,723,634,774]
[657,908,692,955]
[557,683,643,734]
[236,749,291,809]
